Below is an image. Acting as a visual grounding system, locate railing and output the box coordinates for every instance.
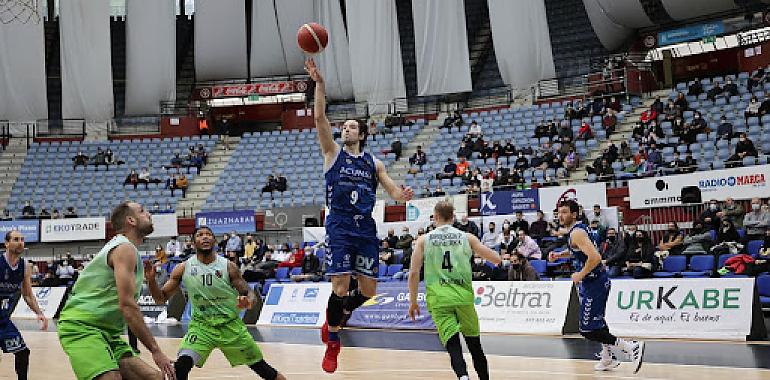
[535,67,628,100]
[160,100,204,116]
[110,116,161,135]
[393,85,513,118]
[1,120,8,151]
[30,119,86,139]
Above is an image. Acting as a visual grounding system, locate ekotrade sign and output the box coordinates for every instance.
[479,190,539,216]
[41,217,105,242]
[0,220,39,243]
[473,281,573,334]
[256,283,332,327]
[606,278,754,340]
[628,165,770,209]
[347,282,435,329]
[195,210,255,234]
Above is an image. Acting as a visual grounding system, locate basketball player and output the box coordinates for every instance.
[1,230,48,380]
[145,226,285,380]
[549,200,645,373]
[408,201,499,380]
[306,57,414,373]
[57,201,175,380]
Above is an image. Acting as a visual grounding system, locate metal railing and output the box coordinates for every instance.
[160,100,204,116]
[30,119,86,139]
[110,116,161,135]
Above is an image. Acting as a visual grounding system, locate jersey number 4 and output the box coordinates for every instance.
[442,251,453,272]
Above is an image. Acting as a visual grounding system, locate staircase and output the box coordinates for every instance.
[376,121,442,200]
[175,136,239,216]
[0,139,28,210]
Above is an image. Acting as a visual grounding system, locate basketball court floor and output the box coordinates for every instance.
[2,322,770,379]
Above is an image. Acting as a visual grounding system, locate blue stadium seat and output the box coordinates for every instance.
[275,267,290,282]
[377,262,389,281]
[682,255,715,277]
[653,256,687,277]
[757,275,770,306]
[530,259,547,275]
[748,240,764,256]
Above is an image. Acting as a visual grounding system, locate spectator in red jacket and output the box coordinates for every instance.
[277,247,305,268]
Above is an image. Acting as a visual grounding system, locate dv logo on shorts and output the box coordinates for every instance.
[355,256,376,275]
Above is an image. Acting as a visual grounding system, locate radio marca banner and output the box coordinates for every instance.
[195,210,255,234]
[0,220,39,243]
[406,195,468,223]
[474,281,572,334]
[628,165,770,209]
[257,283,333,328]
[347,282,435,330]
[606,278,754,340]
[12,287,67,319]
[41,217,106,242]
[480,189,539,216]
[538,183,607,212]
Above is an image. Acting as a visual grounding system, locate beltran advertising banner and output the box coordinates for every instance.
[628,165,770,209]
[41,217,106,242]
[195,210,255,234]
[0,220,40,243]
[606,278,754,340]
[473,281,573,335]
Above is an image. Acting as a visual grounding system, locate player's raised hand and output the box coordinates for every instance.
[143,259,159,281]
[305,58,323,83]
[237,295,253,310]
[408,302,420,321]
[548,251,560,262]
[153,350,177,380]
[36,313,48,331]
[400,185,414,202]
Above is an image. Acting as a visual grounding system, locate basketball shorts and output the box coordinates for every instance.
[578,270,611,332]
[0,321,26,353]
[179,318,263,367]
[57,320,136,380]
[428,304,480,346]
[324,215,379,278]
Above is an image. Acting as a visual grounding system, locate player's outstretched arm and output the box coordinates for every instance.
[21,262,47,330]
[228,261,257,309]
[376,159,414,202]
[468,234,502,265]
[145,261,184,304]
[571,229,602,283]
[306,58,338,163]
[112,245,176,380]
[408,236,425,320]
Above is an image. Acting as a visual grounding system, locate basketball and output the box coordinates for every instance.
[297,22,328,54]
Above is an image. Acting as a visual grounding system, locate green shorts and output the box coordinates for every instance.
[179,318,263,367]
[57,320,137,380]
[428,304,480,346]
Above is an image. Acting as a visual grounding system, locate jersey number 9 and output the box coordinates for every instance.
[350,190,358,205]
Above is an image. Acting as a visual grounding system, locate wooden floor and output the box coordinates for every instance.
[2,331,770,379]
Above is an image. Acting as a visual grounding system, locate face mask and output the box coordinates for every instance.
[63,261,68,266]
[753,204,761,211]
[474,258,483,265]
[156,266,162,273]
[607,236,616,242]
[511,263,521,270]
[501,260,511,268]
[709,204,717,211]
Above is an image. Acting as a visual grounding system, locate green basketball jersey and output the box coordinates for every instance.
[58,235,143,335]
[423,225,474,307]
[182,254,239,326]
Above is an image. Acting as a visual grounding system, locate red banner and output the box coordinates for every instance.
[196,81,309,99]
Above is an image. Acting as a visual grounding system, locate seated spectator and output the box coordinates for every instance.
[21,201,35,219]
[442,110,463,129]
[723,79,739,97]
[749,68,767,91]
[510,211,529,234]
[528,211,548,240]
[760,93,770,116]
[600,228,626,278]
[727,133,758,167]
[56,259,76,282]
[275,173,288,193]
[172,173,188,197]
[706,81,723,101]
[471,254,494,281]
[262,175,277,193]
[92,148,108,171]
[682,223,713,254]
[657,222,684,256]
[51,209,62,219]
[392,242,413,281]
[662,152,685,175]
[716,219,741,245]
[721,197,745,228]
[0,209,11,221]
[454,215,480,237]
[515,230,541,260]
[743,198,770,241]
[291,248,322,282]
[277,247,304,268]
[124,169,140,189]
[700,199,722,231]
[165,236,181,257]
[481,222,499,250]
[38,206,50,219]
[745,96,761,120]
[432,185,446,197]
[577,122,593,141]
[664,100,680,121]
[687,78,703,96]
[390,138,402,161]
[409,146,427,172]
[760,229,770,257]
[497,229,516,255]
[64,206,78,218]
[673,92,689,111]
[626,230,655,279]
[602,109,617,134]
[72,151,89,170]
[225,231,242,259]
[716,116,734,140]
[467,120,482,138]
[681,152,697,173]
[383,229,398,249]
[507,253,539,281]
[104,149,124,168]
[395,227,414,255]
[436,158,457,182]
[456,142,472,160]
[379,241,395,265]
[242,251,279,282]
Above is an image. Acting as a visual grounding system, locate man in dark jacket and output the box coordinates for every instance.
[599,228,626,278]
[507,253,540,281]
[454,215,480,238]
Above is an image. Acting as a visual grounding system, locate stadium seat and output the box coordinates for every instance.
[653,256,687,277]
[530,259,547,275]
[377,263,389,281]
[682,255,715,277]
[289,267,303,277]
[757,275,770,306]
[275,267,290,282]
[748,240,764,256]
[386,264,403,280]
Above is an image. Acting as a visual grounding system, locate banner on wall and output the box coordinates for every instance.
[628,165,770,209]
[146,213,178,238]
[195,210,255,234]
[538,183,607,212]
[406,195,468,223]
[194,81,308,100]
[347,281,435,330]
[479,190,539,216]
[41,217,105,242]
[263,206,322,230]
[12,287,67,319]
[0,220,39,243]
[257,283,332,327]
[474,281,572,334]
[606,278,754,340]
[138,284,167,318]
[658,21,724,46]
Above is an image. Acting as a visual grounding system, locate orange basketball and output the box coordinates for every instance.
[297,22,329,54]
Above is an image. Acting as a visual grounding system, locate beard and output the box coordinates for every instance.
[137,220,155,236]
[196,247,214,256]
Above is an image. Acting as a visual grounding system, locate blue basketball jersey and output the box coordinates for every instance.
[325,148,378,218]
[567,223,604,276]
[0,254,24,322]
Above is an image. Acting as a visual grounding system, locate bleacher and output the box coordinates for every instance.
[7,136,217,217]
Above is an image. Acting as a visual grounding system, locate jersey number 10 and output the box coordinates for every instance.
[200,273,213,286]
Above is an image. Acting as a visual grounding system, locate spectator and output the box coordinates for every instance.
[721,197,745,228]
[275,173,288,193]
[454,157,470,180]
[174,173,189,197]
[716,219,741,245]
[626,230,655,279]
[749,68,767,91]
[529,211,548,240]
[657,222,684,256]
[38,205,50,219]
[724,79,739,98]
[674,92,689,110]
[664,99,680,121]
[497,229,516,255]
[243,235,257,260]
[72,151,89,170]
[471,254,494,281]
[727,133,758,167]
[379,240,395,265]
[433,185,446,197]
[262,175,276,193]
[456,141,472,160]
[481,222,499,250]
[514,152,529,171]
[278,247,305,268]
[93,148,107,171]
[510,211,529,234]
[383,229,398,250]
[124,169,140,189]
[467,120,482,138]
[56,259,75,281]
[507,253,539,281]
[745,96,761,120]
[682,223,713,254]
[436,158,457,182]
[454,216,479,237]
[165,236,181,257]
[600,228,626,278]
[291,248,322,282]
[716,116,734,140]
[21,201,35,219]
[390,138,402,161]
[589,204,608,231]
[0,209,11,221]
[409,146,427,172]
[392,243,413,281]
[744,198,770,241]
[225,231,242,258]
[760,93,770,116]
[242,251,279,282]
[515,230,541,260]
[700,199,722,231]
[577,121,593,141]
[182,237,195,258]
[687,79,703,96]
[64,206,78,218]
[395,227,414,255]
[104,149,124,168]
[706,81,723,101]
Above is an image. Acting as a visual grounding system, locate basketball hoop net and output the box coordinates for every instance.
[0,0,40,25]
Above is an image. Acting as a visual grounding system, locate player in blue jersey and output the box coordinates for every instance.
[549,201,645,373]
[1,230,48,380]
[306,58,414,373]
